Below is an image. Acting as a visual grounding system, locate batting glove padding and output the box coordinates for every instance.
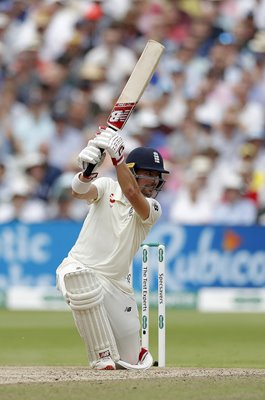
[94,126,125,166]
[78,140,105,171]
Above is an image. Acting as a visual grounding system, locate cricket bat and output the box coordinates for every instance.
[83,39,165,177]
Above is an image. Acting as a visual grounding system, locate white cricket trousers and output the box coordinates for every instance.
[56,262,141,365]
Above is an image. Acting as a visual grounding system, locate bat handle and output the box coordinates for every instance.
[83,148,105,178]
[82,125,117,177]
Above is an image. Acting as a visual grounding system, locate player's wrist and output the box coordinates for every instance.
[72,172,97,194]
[111,154,124,166]
[81,172,98,181]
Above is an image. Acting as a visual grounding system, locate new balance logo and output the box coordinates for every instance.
[153,202,159,212]
[99,350,111,359]
[124,307,132,312]
[109,110,130,122]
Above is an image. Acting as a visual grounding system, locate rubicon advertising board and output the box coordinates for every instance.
[0,222,265,310]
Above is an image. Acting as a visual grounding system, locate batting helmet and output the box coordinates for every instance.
[126,147,169,174]
[126,147,169,197]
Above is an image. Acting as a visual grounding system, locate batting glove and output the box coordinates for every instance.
[77,140,105,170]
[94,126,125,166]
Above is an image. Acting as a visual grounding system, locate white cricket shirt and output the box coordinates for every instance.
[66,177,162,293]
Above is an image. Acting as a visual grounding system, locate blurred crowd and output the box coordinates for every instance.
[0,0,265,225]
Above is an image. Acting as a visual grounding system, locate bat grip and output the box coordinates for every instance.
[83,148,105,178]
[82,125,117,177]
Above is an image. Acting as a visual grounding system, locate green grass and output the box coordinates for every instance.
[1,309,265,399]
[0,309,265,368]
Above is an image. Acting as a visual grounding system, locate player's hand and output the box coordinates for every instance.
[94,126,125,166]
[77,140,105,170]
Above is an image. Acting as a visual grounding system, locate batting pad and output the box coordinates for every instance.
[64,269,120,364]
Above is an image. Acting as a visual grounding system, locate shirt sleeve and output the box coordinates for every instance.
[91,177,110,203]
[142,198,162,225]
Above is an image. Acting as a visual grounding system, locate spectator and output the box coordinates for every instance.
[82,21,137,88]
[169,156,214,224]
[0,160,13,202]
[211,107,246,162]
[50,188,76,220]
[0,0,264,226]
[46,106,86,171]
[39,0,81,62]
[245,131,265,172]
[0,181,48,223]
[156,62,187,130]
[129,108,163,148]
[233,72,265,136]
[23,152,61,202]
[166,115,208,167]
[212,173,257,225]
[11,88,55,154]
[234,141,265,206]
[49,171,89,220]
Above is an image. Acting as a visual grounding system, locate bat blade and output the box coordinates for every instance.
[107,40,165,130]
[83,40,164,177]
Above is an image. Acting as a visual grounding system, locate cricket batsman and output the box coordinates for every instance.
[56,127,169,370]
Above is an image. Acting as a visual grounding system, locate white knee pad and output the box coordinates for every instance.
[64,269,120,365]
[66,277,103,310]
